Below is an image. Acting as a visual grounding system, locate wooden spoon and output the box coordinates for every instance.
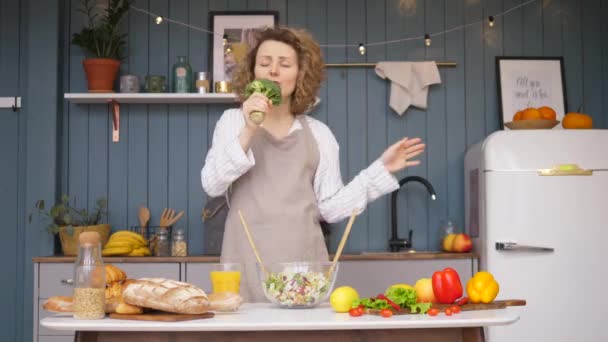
[138,207,150,236]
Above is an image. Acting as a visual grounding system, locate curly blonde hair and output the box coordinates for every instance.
[232,26,325,115]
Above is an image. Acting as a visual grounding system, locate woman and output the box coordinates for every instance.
[201,27,425,302]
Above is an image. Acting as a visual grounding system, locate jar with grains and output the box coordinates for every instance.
[73,231,106,319]
[155,229,171,257]
[171,229,188,257]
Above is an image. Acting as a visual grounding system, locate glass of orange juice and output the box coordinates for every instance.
[209,263,242,294]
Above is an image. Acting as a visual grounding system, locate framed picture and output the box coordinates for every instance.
[209,11,278,84]
[496,57,568,129]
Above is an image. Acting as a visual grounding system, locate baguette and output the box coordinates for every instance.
[43,296,73,313]
[123,278,210,314]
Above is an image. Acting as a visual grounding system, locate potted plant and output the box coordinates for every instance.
[71,0,132,92]
[29,195,111,256]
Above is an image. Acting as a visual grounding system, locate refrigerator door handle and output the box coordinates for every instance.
[495,242,555,252]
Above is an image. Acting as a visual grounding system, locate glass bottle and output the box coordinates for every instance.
[171,56,193,93]
[73,231,106,320]
[440,219,457,252]
[171,229,188,257]
[155,229,170,257]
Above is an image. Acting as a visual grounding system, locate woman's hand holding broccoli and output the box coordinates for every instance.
[243,79,282,125]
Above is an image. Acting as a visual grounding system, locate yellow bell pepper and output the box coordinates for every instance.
[466,271,499,304]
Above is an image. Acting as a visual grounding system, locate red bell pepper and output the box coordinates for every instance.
[432,268,463,304]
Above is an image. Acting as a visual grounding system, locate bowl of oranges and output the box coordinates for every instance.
[504,106,560,130]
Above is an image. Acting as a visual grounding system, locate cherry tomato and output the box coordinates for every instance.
[380,309,393,318]
[456,297,469,305]
[349,308,363,317]
[450,305,461,314]
[427,308,439,316]
[444,308,453,316]
[357,306,365,315]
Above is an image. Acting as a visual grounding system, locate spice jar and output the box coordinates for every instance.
[73,232,105,320]
[172,229,188,257]
[155,229,171,257]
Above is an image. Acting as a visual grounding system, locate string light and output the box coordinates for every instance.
[130,0,538,52]
[358,43,366,55]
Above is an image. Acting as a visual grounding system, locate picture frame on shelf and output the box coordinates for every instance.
[496,57,568,130]
[209,11,278,85]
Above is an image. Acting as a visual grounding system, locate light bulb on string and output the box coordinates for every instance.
[488,16,495,27]
[155,16,163,25]
[222,34,228,46]
[424,34,431,47]
[358,43,366,55]
[225,46,232,54]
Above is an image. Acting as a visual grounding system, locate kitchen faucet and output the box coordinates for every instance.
[390,176,437,252]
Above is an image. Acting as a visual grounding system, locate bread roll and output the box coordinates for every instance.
[123,278,210,314]
[43,296,73,313]
[105,264,127,283]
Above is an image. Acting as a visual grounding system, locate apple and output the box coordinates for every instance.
[442,234,456,252]
[452,233,473,252]
[414,278,436,303]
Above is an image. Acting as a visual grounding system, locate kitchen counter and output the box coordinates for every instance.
[41,303,518,342]
[33,252,477,263]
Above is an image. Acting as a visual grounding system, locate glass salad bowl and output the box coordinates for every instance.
[257,262,339,308]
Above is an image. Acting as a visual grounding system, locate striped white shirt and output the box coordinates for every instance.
[201,108,399,223]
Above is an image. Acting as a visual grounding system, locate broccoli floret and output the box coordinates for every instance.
[244,79,282,105]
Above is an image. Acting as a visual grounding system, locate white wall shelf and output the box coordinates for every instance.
[64,93,239,142]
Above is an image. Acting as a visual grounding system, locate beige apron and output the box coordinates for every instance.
[220,116,328,302]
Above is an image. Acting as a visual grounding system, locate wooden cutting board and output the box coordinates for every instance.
[367,299,526,315]
[109,311,215,322]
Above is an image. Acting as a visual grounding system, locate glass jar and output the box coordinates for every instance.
[73,232,106,320]
[440,219,457,252]
[155,229,171,257]
[171,229,188,257]
[171,56,193,93]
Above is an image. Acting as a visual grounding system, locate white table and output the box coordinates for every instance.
[41,303,519,342]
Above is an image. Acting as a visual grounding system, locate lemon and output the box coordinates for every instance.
[388,283,415,292]
[330,286,359,313]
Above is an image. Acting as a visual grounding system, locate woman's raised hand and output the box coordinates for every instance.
[381,137,426,174]
[242,93,272,128]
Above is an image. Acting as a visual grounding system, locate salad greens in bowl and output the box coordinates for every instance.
[258,262,339,308]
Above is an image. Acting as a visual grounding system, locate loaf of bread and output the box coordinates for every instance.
[123,278,210,314]
[208,292,243,312]
[105,264,127,283]
[104,279,143,314]
[43,296,73,313]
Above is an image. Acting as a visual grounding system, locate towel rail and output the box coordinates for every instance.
[325,61,456,68]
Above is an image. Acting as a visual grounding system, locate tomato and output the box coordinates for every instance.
[427,308,439,316]
[444,308,453,316]
[349,308,363,317]
[456,297,469,305]
[450,305,461,314]
[380,309,393,318]
[357,307,365,315]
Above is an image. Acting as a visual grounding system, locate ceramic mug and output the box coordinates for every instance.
[145,75,166,93]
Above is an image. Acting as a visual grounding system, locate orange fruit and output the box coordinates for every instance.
[538,106,557,120]
[562,112,593,129]
[521,108,542,120]
[512,110,523,121]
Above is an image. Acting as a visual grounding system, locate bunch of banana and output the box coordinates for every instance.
[102,231,151,257]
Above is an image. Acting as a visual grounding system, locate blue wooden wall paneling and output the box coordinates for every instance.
[168,0,190,239]
[562,0,583,112]
[425,0,447,251]
[287,0,306,28]
[385,0,410,247]
[403,0,429,251]
[0,1,21,339]
[187,0,210,255]
[445,0,467,232]
[127,0,150,230]
[582,0,604,127]
[325,0,348,251]
[346,0,368,251]
[604,0,608,121]
[108,3,130,230]
[148,0,170,228]
[248,0,268,11]
[365,0,390,251]
[465,0,486,148]
[24,2,61,341]
[523,0,542,56]
[308,0,328,125]
[484,0,503,134]
[543,0,563,56]
[504,0,523,56]
[268,0,286,26]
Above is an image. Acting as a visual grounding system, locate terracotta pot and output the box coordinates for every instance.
[83,58,120,93]
[59,224,111,256]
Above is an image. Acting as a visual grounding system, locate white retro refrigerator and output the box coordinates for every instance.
[464,130,608,342]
